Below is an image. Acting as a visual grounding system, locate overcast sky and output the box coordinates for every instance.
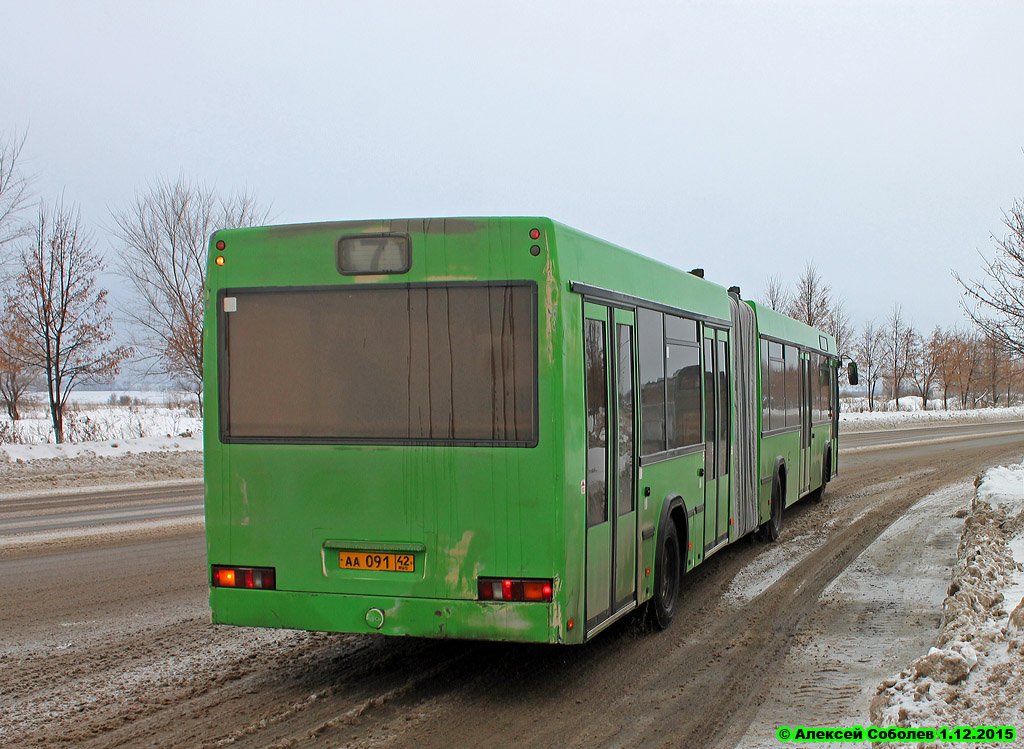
[5,1,1024,334]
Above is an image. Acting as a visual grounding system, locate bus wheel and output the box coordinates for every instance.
[762,476,783,542]
[649,522,681,630]
[812,449,831,504]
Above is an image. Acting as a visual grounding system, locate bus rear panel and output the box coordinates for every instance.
[204,218,574,643]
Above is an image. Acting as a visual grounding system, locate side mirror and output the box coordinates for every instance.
[847,361,859,386]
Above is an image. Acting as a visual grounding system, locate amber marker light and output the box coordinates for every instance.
[215,568,235,587]
[215,256,226,266]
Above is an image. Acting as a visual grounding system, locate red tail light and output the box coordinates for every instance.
[477,577,553,602]
[212,565,276,590]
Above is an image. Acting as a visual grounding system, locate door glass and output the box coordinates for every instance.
[585,319,608,528]
[703,337,716,478]
[616,324,634,516]
[717,338,729,477]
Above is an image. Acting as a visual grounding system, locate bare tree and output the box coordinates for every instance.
[948,330,982,409]
[854,320,884,411]
[1007,354,1024,406]
[0,131,32,254]
[934,327,957,410]
[979,331,1008,407]
[787,261,831,328]
[761,274,791,312]
[0,292,36,420]
[10,199,131,442]
[111,177,267,413]
[911,326,942,411]
[955,199,1024,357]
[827,295,852,383]
[882,304,915,409]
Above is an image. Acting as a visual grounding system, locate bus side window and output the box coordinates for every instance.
[760,338,770,432]
[638,308,666,455]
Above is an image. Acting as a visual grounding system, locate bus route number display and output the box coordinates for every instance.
[340,552,414,572]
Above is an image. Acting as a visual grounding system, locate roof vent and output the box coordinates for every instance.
[728,285,741,297]
[689,268,704,278]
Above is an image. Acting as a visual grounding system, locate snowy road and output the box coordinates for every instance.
[1,421,1022,747]
[840,419,1024,451]
[0,482,202,536]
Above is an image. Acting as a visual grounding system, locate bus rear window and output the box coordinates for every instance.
[220,282,537,445]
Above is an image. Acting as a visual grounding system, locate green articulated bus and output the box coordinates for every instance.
[203,217,849,644]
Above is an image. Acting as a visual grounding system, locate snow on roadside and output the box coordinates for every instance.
[1,433,201,462]
[841,402,1024,433]
[1,403,201,461]
[870,460,1024,735]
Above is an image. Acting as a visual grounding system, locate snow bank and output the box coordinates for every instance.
[841,402,1024,432]
[870,461,1024,735]
[1,434,202,462]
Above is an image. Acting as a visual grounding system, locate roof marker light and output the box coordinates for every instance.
[216,240,226,251]
[529,228,540,240]
[215,256,226,266]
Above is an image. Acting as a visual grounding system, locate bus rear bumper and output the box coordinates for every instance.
[210,587,571,644]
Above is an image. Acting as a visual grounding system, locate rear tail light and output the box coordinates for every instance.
[477,577,553,602]
[212,565,276,590]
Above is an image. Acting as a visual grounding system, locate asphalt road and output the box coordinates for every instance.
[0,482,202,537]
[2,419,1022,748]
[840,419,1024,450]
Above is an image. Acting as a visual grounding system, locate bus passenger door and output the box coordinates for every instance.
[800,354,811,495]
[702,330,718,552]
[715,332,731,544]
[703,328,730,553]
[612,310,638,614]
[583,303,638,636]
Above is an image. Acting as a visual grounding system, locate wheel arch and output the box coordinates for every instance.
[658,493,690,571]
[773,456,787,506]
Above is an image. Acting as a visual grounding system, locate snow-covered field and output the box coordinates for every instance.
[1,391,201,462]
[871,460,1024,735]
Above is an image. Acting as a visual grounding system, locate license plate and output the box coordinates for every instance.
[339,551,415,572]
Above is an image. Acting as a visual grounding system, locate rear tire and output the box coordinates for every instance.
[649,522,681,630]
[812,449,831,504]
[761,476,783,542]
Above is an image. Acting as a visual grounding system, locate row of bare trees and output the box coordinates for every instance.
[852,312,1024,411]
[851,194,1024,412]
[765,259,1024,411]
[0,131,266,442]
